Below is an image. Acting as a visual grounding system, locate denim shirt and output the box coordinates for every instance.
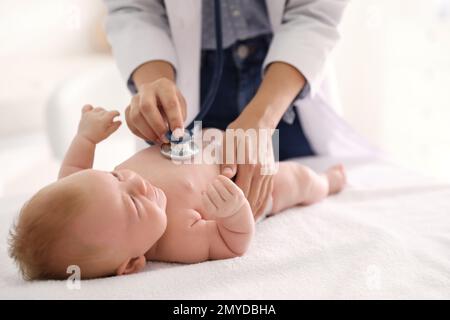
[201,0,272,50]
[201,0,310,109]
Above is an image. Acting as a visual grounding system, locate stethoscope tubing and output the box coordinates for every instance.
[186,0,224,132]
[159,0,224,158]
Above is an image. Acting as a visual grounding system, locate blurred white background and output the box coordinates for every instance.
[335,0,450,184]
[0,0,449,198]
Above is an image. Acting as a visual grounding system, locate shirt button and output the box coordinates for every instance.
[237,44,249,59]
[232,9,241,17]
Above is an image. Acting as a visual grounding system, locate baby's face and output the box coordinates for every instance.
[64,168,167,273]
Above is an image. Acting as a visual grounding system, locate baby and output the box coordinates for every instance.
[9,105,346,280]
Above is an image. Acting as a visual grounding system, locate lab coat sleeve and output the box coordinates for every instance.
[103,0,178,93]
[263,0,349,97]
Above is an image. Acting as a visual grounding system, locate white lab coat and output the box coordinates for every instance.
[104,0,377,157]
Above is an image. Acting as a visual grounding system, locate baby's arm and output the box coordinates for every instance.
[58,105,121,179]
[182,175,255,261]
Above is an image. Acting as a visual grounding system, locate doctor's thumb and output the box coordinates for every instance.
[221,164,237,179]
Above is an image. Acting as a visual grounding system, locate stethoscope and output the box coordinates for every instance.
[160,0,224,160]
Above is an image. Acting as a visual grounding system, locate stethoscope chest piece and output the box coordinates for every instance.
[160,131,200,160]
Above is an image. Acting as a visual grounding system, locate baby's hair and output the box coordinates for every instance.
[8,182,86,280]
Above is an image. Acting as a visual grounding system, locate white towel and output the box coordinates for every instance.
[1,157,449,299]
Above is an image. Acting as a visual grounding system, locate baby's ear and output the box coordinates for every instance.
[116,256,146,275]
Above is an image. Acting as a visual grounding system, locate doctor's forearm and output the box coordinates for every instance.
[246,62,306,129]
[132,60,175,90]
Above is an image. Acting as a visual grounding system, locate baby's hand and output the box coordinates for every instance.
[77,105,122,144]
[201,175,247,218]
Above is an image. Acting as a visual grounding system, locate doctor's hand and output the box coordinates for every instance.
[125,78,187,143]
[220,114,276,220]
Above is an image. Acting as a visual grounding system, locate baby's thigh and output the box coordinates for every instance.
[273,161,304,189]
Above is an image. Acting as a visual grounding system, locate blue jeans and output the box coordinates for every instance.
[200,34,315,161]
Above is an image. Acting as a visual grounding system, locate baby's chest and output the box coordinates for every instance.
[164,167,216,210]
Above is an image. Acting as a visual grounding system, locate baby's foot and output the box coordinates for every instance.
[325,164,346,195]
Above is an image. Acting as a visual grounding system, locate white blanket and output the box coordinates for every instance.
[1,157,449,299]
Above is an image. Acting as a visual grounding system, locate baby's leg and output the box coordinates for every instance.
[270,162,346,214]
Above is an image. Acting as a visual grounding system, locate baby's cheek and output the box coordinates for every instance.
[131,219,162,253]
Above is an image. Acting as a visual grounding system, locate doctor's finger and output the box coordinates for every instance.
[135,117,160,142]
[235,165,253,198]
[139,94,169,141]
[247,170,265,212]
[130,107,159,142]
[255,176,273,218]
[220,134,237,178]
[237,135,259,197]
[157,86,184,132]
[176,90,187,121]
[125,106,146,140]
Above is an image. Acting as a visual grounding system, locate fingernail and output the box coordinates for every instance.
[223,167,233,176]
[173,127,184,139]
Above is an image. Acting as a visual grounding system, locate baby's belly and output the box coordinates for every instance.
[116,145,220,216]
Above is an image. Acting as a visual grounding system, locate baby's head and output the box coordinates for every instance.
[9,169,167,280]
